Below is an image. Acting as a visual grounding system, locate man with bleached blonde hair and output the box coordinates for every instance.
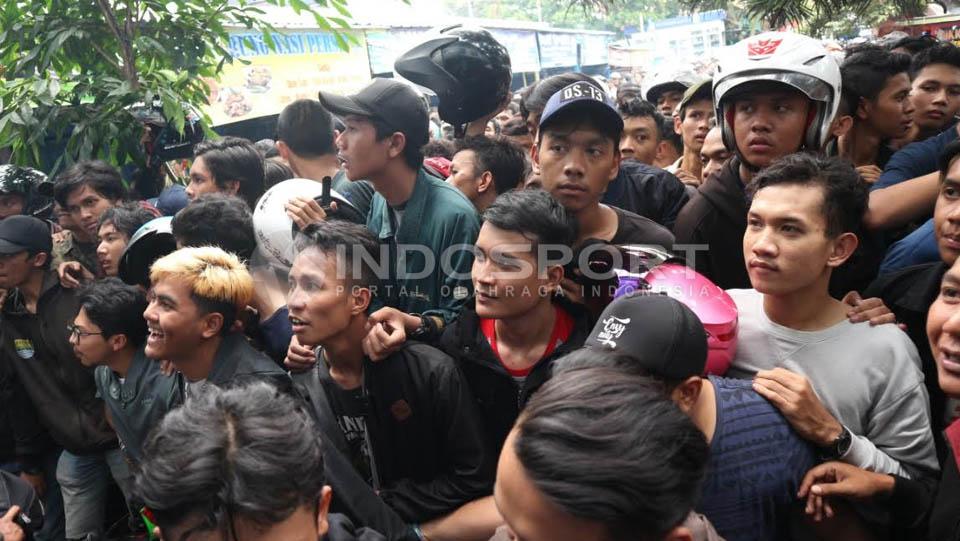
[143,246,290,397]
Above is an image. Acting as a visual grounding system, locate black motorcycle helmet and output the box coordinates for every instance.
[395,26,511,136]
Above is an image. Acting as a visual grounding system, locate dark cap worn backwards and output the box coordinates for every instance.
[539,81,624,133]
[0,215,52,255]
[318,78,429,149]
[584,293,708,380]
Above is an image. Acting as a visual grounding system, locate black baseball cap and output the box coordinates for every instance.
[584,293,708,380]
[318,78,429,150]
[539,81,624,133]
[0,215,52,255]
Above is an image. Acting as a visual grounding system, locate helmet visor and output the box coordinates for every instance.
[716,71,833,105]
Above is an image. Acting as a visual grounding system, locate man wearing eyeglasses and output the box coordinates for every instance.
[0,215,120,541]
[69,278,178,466]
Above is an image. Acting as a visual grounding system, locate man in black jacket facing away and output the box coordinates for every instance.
[287,221,491,526]
[0,215,124,540]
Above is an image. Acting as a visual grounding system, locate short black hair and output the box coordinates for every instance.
[520,72,598,122]
[659,113,682,154]
[938,139,960,181]
[422,139,455,160]
[193,137,265,209]
[77,278,149,347]
[747,153,868,237]
[134,381,325,538]
[910,42,960,79]
[841,45,912,102]
[371,116,423,170]
[888,34,939,55]
[254,138,280,159]
[514,365,708,541]
[294,220,382,290]
[482,189,577,252]
[618,99,665,140]
[455,136,529,195]
[97,202,157,239]
[263,157,295,189]
[172,194,256,261]
[276,99,336,158]
[54,160,127,207]
[500,117,529,137]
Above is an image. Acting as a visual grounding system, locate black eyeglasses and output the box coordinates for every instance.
[67,324,102,341]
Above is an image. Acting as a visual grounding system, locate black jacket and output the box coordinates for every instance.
[294,342,492,524]
[673,156,751,289]
[437,300,592,456]
[325,513,387,541]
[864,262,949,461]
[0,271,116,455]
[173,331,293,399]
[602,159,690,231]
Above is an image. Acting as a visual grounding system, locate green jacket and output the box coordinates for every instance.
[367,169,479,324]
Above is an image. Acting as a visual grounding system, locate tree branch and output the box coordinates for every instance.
[89,41,123,73]
[94,0,140,89]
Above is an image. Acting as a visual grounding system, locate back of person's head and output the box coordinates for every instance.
[423,139,455,160]
[748,153,867,237]
[500,117,529,137]
[841,45,912,102]
[263,157,295,189]
[455,136,529,195]
[134,381,326,539]
[193,137,265,209]
[520,72,598,123]
[888,33,939,56]
[97,201,157,239]
[276,99,336,158]
[171,194,256,261]
[618,99,665,141]
[482,188,577,249]
[77,277,149,347]
[510,366,708,541]
[910,42,960,78]
[295,220,382,290]
[149,246,254,335]
[254,138,280,159]
[53,160,127,207]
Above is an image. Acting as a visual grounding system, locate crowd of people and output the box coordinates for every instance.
[1,24,960,541]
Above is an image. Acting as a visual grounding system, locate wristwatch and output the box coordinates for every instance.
[819,425,852,460]
[408,314,435,340]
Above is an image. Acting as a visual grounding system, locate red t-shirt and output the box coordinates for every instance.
[479,305,574,378]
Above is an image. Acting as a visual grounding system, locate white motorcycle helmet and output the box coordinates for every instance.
[713,32,841,154]
[252,178,363,268]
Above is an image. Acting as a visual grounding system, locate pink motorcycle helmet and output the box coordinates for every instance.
[613,256,738,376]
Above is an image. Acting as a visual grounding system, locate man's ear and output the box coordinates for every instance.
[663,525,695,541]
[531,140,542,171]
[276,140,291,161]
[387,132,407,160]
[224,179,241,197]
[351,286,372,315]
[674,114,683,136]
[30,252,48,270]
[607,148,621,183]
[317,486,333,537]
[200,312,225,339]
[831,115,854,139]
[108,333,128,353]
[827,232,859,268]
[669,376,703,414]
[477,171,495,194]
[856,97,871,122]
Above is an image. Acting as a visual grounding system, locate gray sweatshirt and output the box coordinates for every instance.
[726,289,939,480]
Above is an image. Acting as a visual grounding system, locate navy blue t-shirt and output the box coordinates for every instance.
[697,376,817,541]
[873,123,959,191]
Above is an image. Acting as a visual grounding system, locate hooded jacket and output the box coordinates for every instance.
[672,157,751,289]
[437,299,593,456]
[0,271,116,455]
